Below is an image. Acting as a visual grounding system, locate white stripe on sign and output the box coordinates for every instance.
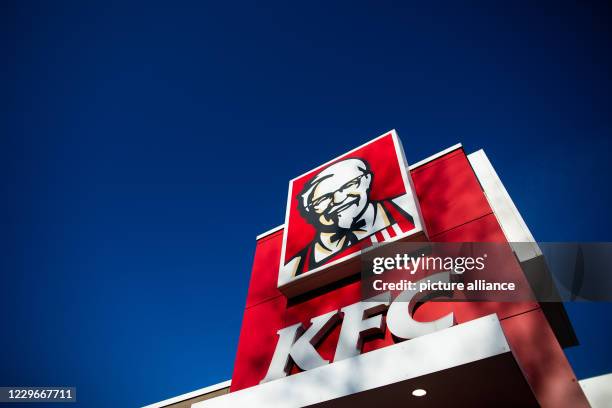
[392,223,403,236]
[381,228,392,241]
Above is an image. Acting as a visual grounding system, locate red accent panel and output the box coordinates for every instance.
[431,210,501,242]
[283,281,361,327]
[245,231,284,309]
[411,150,492,237]
[501,309,589,407]
[230,295,287,392]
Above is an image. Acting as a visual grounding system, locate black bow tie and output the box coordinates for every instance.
[330,219,367,245]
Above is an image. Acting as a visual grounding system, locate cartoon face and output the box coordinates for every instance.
[299,158,373,230]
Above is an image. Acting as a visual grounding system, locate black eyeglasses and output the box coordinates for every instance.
[308,174,366,213]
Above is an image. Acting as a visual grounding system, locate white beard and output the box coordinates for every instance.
[336,212,354,229]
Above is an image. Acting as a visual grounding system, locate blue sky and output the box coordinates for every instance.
[2,1,611,407]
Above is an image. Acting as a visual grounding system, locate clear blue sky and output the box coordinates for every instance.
[2,1,611,407]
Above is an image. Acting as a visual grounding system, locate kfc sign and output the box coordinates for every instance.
[279,130,426,295]
[262,272,454,383]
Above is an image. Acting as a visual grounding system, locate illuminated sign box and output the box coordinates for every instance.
[278,130,426,297]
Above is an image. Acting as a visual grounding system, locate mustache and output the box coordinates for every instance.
[326,195,359,214]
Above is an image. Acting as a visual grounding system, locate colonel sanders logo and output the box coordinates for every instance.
[286,157,416,277]
[278,131,424,289]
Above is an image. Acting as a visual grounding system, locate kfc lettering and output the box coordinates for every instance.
[261,272,453,383]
